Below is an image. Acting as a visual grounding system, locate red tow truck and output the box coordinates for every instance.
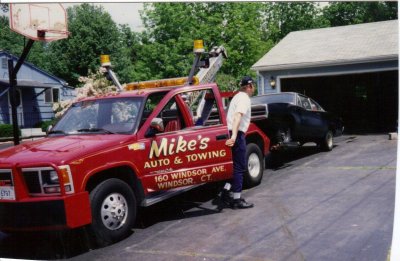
[0,41,270,246]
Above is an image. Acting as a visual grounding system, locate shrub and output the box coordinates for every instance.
[0,124,19,138]
[35,119,57,132]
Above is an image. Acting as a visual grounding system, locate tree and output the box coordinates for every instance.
[262,2,329,43]
[322,2,398,27]
[47,4,134,86]
[0,15,49,70]
[137,3,274,90]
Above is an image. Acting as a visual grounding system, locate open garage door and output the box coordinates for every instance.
[281,71,398,134]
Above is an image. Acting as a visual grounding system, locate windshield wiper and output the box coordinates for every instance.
[76,128,116,134]
[48,130,67,135]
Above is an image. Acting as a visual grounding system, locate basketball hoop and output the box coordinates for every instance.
[37,29,70,41]
[9,3,69,42]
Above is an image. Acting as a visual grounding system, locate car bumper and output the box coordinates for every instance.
[0,192,91,231]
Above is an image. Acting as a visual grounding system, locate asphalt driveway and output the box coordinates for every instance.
[0,134,396,261]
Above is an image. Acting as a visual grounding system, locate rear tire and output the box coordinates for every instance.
[319,130,333,151]
[274,127,292,144]
[244,144,264,188]
[88,178,136,247]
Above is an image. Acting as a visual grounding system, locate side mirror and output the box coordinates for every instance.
[150,118,164,132]
[46,125,53,135]
[145,118,164,137]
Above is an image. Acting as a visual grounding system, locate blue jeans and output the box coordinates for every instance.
[230,131,246,193]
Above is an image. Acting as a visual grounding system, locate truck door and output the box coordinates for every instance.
[136,89,232,192]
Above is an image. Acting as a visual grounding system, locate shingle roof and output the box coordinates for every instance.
[252,20,399,71]
[0,50,69,86]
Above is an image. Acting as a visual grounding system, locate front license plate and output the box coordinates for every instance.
[0,186,15,200]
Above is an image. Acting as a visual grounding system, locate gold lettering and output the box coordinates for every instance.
[176,136,187,153]
[149,138,168,158]
[199,137,210,149]
[187,140,197,151]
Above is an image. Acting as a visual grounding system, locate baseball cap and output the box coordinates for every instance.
[240,76,254,86]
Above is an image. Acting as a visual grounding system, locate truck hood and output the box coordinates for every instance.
[0,135,133,166]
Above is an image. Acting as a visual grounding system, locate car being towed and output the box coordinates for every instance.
[251,92,343,151]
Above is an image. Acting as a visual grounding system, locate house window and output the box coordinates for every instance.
[1,58,7,69]
[45,88,60,103]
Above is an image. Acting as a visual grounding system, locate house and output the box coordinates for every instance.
[0,50,75,128]
[251,20,398,133]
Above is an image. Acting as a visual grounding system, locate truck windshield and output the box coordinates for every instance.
[50,97,143,135]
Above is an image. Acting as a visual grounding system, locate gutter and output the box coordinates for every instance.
[251,55,398,72]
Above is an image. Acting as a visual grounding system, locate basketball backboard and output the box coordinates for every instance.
[9,3,69,42]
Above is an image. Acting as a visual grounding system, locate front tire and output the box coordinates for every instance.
[89,178,136,247]
[244,143,264,188]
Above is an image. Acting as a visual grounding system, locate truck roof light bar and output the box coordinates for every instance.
[125,76,199,91]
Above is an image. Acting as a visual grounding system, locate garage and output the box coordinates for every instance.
[281,71,398,133]
[252,20,398,134]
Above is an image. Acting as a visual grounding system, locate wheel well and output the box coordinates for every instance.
[85,166,144,203]
[328,124,336,135]
[246,134,264,154]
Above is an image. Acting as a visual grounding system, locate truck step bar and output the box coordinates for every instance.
[141,185,201,207]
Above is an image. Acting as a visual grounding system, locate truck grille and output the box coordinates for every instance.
[22,171,42,194]
[21,167,54,195]
[0,170,13,186]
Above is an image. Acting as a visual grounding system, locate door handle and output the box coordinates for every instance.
[216,134,228,140]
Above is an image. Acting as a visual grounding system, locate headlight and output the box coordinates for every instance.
[49,170,59,184]
[22,165,74,196]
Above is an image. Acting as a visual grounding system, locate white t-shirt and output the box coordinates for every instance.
[227,91,251,132]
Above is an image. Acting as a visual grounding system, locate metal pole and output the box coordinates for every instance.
[187,53,201,85]
[8,59,19,145]
[8,39,35,145]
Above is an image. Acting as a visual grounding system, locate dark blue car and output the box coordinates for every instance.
[251,92,344,151]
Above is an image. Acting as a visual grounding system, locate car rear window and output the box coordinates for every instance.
[251,93,295,104]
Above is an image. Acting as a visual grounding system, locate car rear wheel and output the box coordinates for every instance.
[319,130,333,151]
[275,127,292,144]
[88,178,136,247]
[244,143,264,188]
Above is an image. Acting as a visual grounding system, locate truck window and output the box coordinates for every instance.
[156,96,185,132]
[139,92,168,129]
[176,89,222,127]
[193,89,222,126]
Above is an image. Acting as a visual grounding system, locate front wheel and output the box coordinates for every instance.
[88,178,137,247]
[244,143,264,188]
[318,130,334,151]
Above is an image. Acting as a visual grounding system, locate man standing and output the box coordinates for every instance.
[222,76,255,209]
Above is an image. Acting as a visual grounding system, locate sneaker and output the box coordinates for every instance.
[220,189,233,206]
[231,198,254,209]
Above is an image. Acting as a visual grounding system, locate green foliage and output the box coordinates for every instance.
[0,16,48,69]
[262,2,330,43]
[35,119,57,132]
[138,3,274,84]
[0,2,398,93]
[322,2,398,27]
[0,124,15,137]
[46,4,136,86]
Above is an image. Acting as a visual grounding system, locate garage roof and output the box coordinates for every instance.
[252,20,399,71]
